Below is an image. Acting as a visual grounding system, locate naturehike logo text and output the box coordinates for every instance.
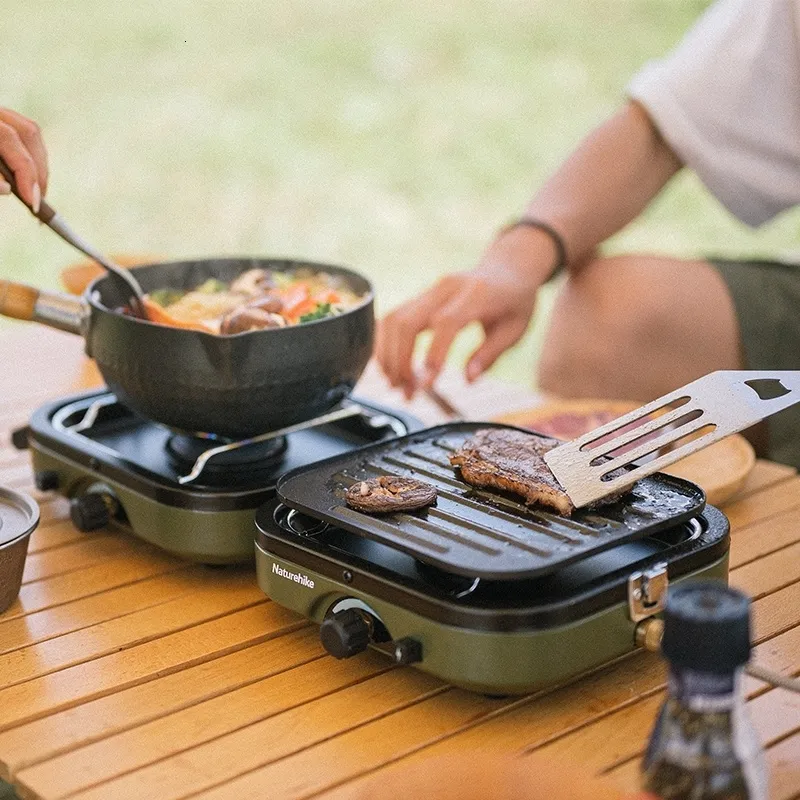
[272,562,315,589]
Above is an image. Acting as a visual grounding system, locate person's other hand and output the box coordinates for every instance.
[376,226,557,398]
[0,107,48,212]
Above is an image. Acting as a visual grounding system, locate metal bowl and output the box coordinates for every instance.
[0,487,40,614]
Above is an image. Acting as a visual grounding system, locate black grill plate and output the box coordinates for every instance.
[276,423,706,580]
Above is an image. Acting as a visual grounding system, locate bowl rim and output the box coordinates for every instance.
[0,486,40,548]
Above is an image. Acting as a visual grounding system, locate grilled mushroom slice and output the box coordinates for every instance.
[229,268,275,296]
[345,476,437,514]
[219,306,286,334]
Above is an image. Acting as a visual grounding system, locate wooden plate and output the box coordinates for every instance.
[496,398,756,507]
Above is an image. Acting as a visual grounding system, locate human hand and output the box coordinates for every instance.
[376,225,558,398]
[0,107,49,212]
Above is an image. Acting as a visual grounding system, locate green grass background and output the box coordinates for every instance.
[2,0,798,386]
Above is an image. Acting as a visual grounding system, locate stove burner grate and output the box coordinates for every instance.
[52,394,400,486]
[166,433,288,474]
[173,403,368,485]
[39,390,416,495]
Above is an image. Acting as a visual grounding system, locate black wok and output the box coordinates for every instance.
[0,257,374,438]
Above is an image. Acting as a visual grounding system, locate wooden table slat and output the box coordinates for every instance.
[510,643,800,786]
[762,736,800,800]
[729,503,800,570]
[731,540,800,600]
[19,666,442,800]
[5,548,187,621]
[13,651,390,799]
[21,537,139,586]
[733,459,798,500]
[0,571,264,688]
[26,527,100,556]
[0,627,321,779]
[185,686,500,800]
[0,603,302,733]
[0,566,198,655]
[724,477,800,531]
[608,727,800,800]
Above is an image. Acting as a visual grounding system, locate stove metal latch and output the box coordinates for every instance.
[627,562,668,623]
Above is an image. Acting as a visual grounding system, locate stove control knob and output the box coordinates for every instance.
[35,470,60,491]
[320,609,371,659]
[393,637,423,665]
[70,492,114,532]
[11,426,30,450]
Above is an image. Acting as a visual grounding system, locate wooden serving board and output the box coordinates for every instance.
[496,398,756,507]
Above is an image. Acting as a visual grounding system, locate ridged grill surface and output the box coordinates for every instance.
[277,423,705,579]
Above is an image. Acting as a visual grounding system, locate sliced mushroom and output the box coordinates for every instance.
[247,294,284,314]
[230,269,274,297]
[219,307,287,334]
[344,476,438,514]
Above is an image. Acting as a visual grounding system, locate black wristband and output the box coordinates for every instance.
[499,217,568,278]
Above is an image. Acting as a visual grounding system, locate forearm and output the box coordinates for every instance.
[524,100,682,269]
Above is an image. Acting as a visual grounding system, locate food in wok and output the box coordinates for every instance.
[141,267,366,334]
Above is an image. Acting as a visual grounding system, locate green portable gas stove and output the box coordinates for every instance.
[255,423,730,695]
[17,389,420,564]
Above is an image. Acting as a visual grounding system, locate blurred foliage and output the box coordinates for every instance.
[1,0,796,385]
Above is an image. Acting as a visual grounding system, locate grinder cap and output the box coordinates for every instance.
[661,581,751,673]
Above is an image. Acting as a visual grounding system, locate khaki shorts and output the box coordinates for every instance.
[710,258,800,469]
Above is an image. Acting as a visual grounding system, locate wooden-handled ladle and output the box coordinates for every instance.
[0,159,148,319]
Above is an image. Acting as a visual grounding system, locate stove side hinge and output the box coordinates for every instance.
[627,562,668,623]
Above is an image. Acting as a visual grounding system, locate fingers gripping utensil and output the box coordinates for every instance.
[544,371,800,508]
[0,159,148,319]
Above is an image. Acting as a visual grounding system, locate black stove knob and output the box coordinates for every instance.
[35,470,60,491]
[11,426,30,450]
[70,493,113,532]
[393,637,423,665]
[320,609,371,659]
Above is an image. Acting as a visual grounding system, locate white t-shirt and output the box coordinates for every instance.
[628,0,800,227]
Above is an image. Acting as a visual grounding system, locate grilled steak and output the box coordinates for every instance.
[345,476,437,514]
[449,428,574,515]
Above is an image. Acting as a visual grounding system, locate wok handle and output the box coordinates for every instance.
[0,159,57,225]
[0,280,39,321]
[0,279,86,335]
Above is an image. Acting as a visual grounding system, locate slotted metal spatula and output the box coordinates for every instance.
[544,370,800,508]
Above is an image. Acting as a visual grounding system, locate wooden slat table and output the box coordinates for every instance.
[0,327,798,800]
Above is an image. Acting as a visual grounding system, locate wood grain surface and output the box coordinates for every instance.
[0,327,797,800]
